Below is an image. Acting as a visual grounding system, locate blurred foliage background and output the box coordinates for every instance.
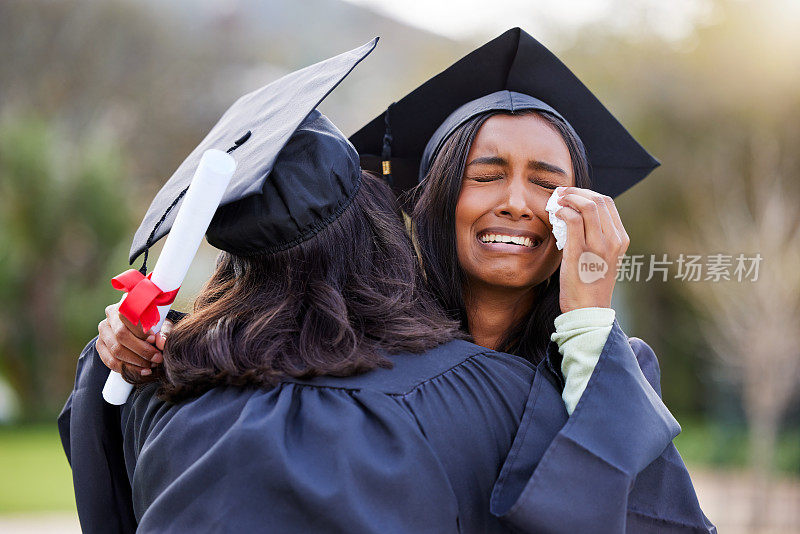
[0,0,798,531]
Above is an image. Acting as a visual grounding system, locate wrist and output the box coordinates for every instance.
[554,307,616,332]
[560,300,612,313]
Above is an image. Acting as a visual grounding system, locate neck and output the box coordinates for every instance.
[464,282,536,351]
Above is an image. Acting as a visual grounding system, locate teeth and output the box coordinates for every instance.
[479,233,539,247]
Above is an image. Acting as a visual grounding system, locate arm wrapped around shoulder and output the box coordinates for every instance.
[492,320,685,533]
[565,321,681,475]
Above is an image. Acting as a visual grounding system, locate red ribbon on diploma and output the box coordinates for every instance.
[111,269,180,332]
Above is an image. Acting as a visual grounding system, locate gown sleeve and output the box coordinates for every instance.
[552,306,616,414]
[57,337,137,534]
[624,340,717,533]
[490,319,716,533]
[125,384,461,533]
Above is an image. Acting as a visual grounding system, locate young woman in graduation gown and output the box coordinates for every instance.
[346,28,716,533]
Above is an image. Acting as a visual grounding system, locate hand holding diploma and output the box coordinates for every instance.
[102,149,236,405]
[96,302,173,377]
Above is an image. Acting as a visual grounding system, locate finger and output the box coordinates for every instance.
[106,300,150,339]
[574,190,624,249]
[116,310,149,339]
[592,195,622,250]
[120,363,157,383]
[99,319,156,368]
[563,188,625,249]
[153,319,175,352]
[97,338,152,377]
[160,319,175,337]
[101,334,153,369]
[557,193,602,248]
[106,301,149,340]
[105,302,120,321]
[95,336,123,374]
[107,311,160,360]
[554,205,586,252]
[603,197,630,251]
[155,332,168,352]
[562,189,624,251]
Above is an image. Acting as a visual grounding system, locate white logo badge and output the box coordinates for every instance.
[578,252,608,283]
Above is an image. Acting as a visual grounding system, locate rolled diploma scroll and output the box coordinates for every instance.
[102,149,237,405]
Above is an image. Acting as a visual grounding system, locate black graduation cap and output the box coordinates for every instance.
[129,37,378,266]
[349,28,659,198]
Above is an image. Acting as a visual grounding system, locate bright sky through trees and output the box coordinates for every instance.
[342,0,718,43]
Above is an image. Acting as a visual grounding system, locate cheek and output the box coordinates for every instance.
[455,188,479,223]
[542,242,562,272]
[454,212,474,275]
[454,189,483,247]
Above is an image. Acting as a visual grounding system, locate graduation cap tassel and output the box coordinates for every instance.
[381,103,395,186]
[138,130,252,274]
[139,187,190,275]
[227,130,252,154]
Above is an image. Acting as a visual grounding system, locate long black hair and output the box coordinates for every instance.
[409,110,591,365]
[140,171,461,402]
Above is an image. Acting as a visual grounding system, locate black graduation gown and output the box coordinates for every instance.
[58,320,715,533]
[59,338,535,533]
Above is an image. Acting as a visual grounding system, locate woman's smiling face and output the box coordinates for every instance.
[455,113,575,291]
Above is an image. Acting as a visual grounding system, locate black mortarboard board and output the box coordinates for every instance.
[129,38,377,266]
[349,28,659,198]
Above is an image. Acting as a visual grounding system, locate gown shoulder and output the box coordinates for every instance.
[285,337,534,394]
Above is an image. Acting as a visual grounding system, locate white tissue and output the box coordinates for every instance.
[546,189,568,250]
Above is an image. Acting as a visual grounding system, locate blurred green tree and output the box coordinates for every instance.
[0,117,132,419]
[675,129,800,528]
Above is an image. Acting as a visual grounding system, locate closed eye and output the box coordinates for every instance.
[468,174,504,183]
[529,177,562,189]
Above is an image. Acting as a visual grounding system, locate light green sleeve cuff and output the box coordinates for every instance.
[551,307,616,415]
